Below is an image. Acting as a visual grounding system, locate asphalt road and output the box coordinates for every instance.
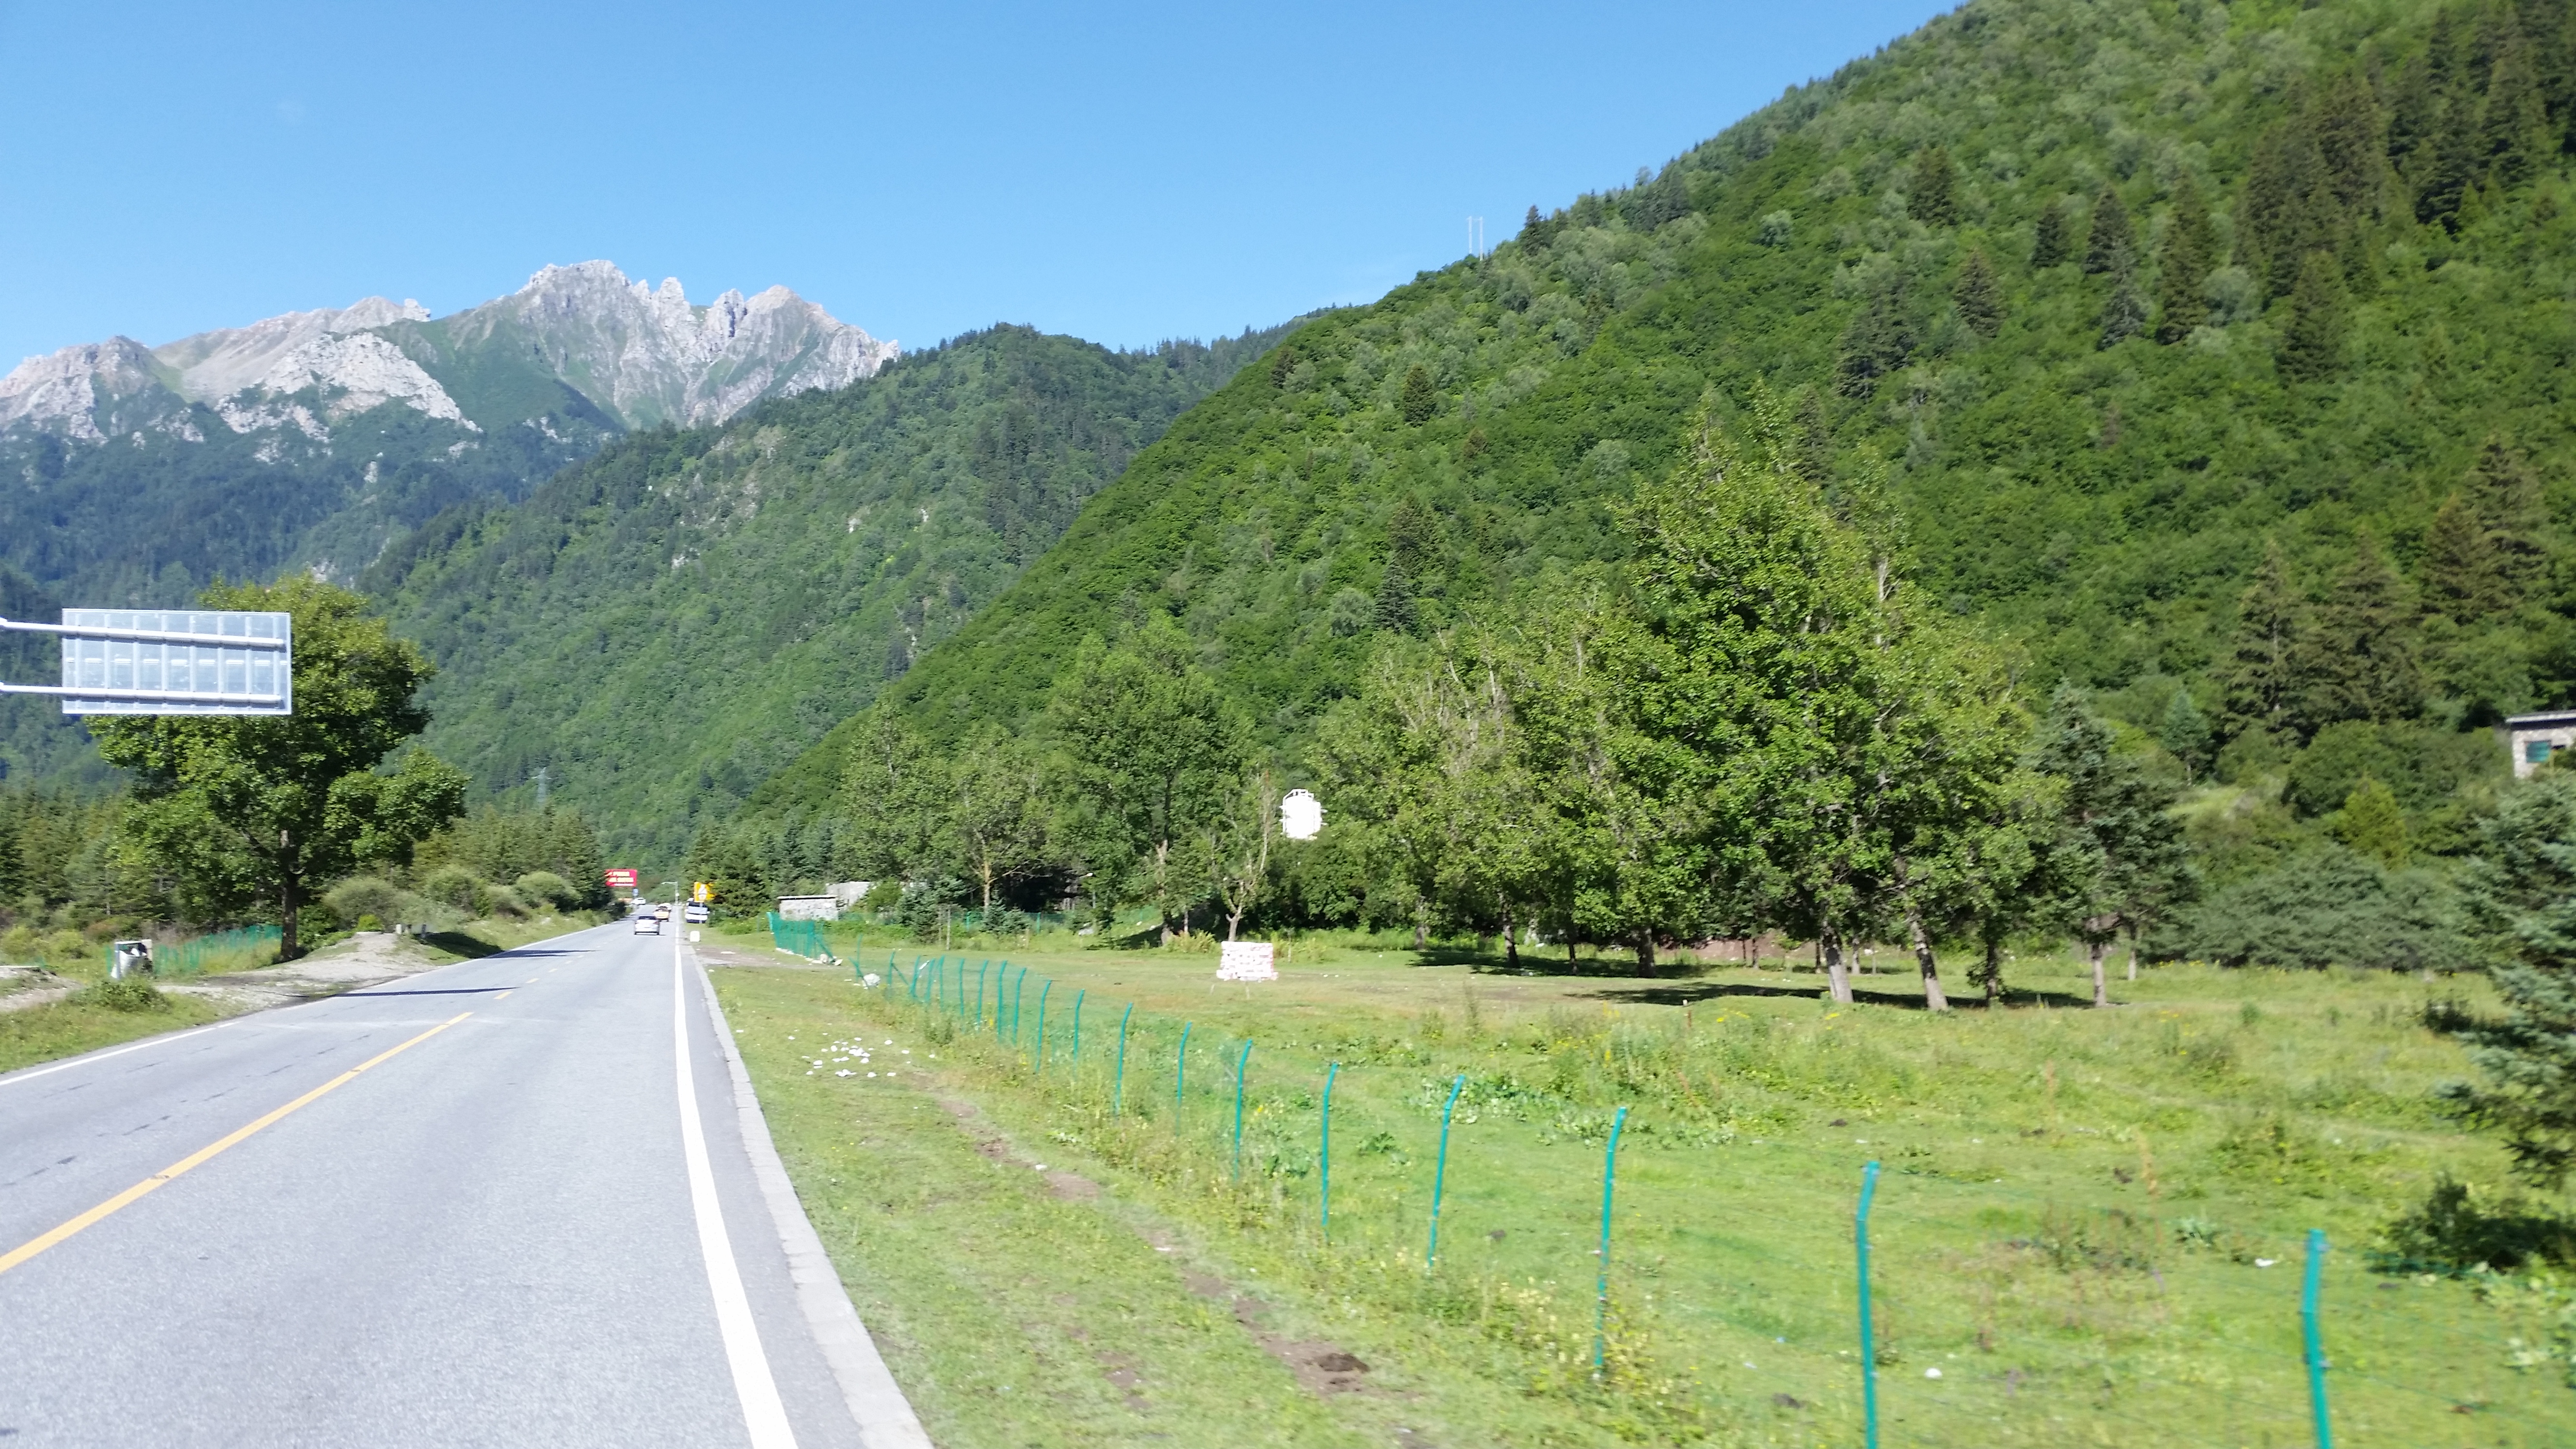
[0,921,890,1449]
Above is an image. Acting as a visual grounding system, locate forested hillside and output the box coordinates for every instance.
[769,0,2576,815]
[367,323,1295,861]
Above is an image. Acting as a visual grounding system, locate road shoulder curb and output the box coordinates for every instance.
[692,950,935,1449]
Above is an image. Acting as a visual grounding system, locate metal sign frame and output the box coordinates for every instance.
[0,610,294,715]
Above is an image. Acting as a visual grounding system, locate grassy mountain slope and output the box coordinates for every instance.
[764,0,2576,805]
[367,323,1295,862]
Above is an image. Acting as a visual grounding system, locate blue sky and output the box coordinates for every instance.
[0,0,1952,367]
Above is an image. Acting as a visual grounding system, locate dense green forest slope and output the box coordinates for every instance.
[770,0,2576,810]
[366,324,1294,861]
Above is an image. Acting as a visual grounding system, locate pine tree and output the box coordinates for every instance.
[2221,539,2311,742]
[2031,195,2074,268]
[2443,772,2576,1185]
[2300,528,2425,725]
[2312,69,2390,221]
[2276,251,2348,381]
[1399,364,1436,425]
[2485,20,2552,188]
[2155,176,2216,342]
[1834,272,1913,397]
[2333,775,2413,868]
[2082,186,2134,274]
[2029,687,2190,1007]
[1794,387,1836,482]
[2098,247,2150,348]
[2421,489,2499,619]
[1910,144,1959,225]
[1952,246,2004,337]
[2160,687,2214,781]
[2240,104,2330,297]
[2465,435,2551,599]
[1373,558,1417,634]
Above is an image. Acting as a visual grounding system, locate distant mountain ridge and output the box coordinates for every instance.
[0,261,895,446]
[0,263,895,787]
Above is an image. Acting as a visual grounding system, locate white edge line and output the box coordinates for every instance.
[674,936,800,1449]
[692,945,936,1449]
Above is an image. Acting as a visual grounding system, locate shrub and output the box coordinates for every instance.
[2381,1176,2576,1272]
[324,875,409,927]
[480,884,529,918]
[420,866,483,913]
[513,871,576,908]
[81,975,164,1012]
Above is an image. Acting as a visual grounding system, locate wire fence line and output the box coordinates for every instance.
[813,949,2576,1446]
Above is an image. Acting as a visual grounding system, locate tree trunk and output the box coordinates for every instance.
[1904,898,1948,1011]
[1824,929,1853,1005]
[1413,918,1427,950]
[1982,935,2003,1006]
[281,869,303,962]
[1503,902,1518,970]
[2125,925,2139,982]
[1634,932,1656,974]
[2089,937,2109,1008]
[1225,909,1242,941]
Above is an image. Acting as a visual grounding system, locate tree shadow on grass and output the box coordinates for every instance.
[419,932,501,959]
[1592,979,2098,1011]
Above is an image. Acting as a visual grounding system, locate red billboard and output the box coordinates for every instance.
[605,868,638,888]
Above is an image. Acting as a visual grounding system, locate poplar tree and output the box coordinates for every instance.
[1046,616,1249,943]
[1952,247,2005,338]
[92,577,461,960]
[2082,186,2134,274]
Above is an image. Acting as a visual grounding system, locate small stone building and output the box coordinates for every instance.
[2503,709,2576,778]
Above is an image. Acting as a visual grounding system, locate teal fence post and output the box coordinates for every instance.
[1012,967,1027,1042]
[1320,1062,1339,1240]
[1232,1041,1253,1180]
[1855,1160,1883,1449]
[994,961,1009,1039]
[1428,1073,1465,1266]
[1177,1022,1191,1104]
[1113,1004,1133,1115]
[2303,1228,2334,1449]
[1036,980,1052,1074]
[976,960,988,1028]
[1592,1104,1630,1377]
[1072,989,1085,1059]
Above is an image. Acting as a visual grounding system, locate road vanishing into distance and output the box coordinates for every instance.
[0,922,927,1449]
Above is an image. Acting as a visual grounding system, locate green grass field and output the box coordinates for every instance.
[710,925,2576,1448]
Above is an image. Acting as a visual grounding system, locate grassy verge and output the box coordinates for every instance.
[715,935,2576,1446]
[0,913,605,1078]
[0,986,229,1075]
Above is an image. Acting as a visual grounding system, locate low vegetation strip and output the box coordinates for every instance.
[715,935,2576,1446]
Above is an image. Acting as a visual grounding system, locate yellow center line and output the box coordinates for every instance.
[495,990,514,1000]
[0,1012,473,1278]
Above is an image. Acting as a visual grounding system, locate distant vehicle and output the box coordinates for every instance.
[683,904,708,923]
[633,912,661,935]
[656,904,673,920]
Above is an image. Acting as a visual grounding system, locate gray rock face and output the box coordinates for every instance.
[0,262,895,443]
